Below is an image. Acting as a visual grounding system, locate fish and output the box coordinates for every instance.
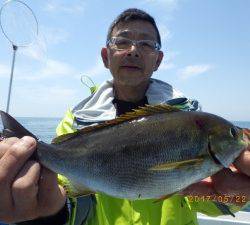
[0,105,249,200]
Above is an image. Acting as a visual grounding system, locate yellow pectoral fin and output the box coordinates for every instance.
[149,158,204,171]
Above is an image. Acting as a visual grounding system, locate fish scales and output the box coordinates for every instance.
[1,108,248,200]
[40,112,219,199]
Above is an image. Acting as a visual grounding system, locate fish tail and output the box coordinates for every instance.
[0,110,37,140]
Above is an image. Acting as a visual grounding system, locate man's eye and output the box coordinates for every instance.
[140,41,154,49]
[115,39,130,46]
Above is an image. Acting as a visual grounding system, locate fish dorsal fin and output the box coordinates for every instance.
[52,132,78,144]
[78,104,180,133]
[52,104,180,144]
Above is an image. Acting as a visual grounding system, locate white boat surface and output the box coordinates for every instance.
[198,211,250,225]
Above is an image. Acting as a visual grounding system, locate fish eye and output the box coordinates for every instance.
[230,127,238,139]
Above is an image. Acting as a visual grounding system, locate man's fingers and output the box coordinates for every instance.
[212,168,250,196]
[233,128,250,176]
[179,174,248,206]
[0,137,19,158]
[38,167,66,217]
[0,136,36,185]
[12,160,40,209]
[180,179,215,197]
[0,136,37,213]
[38,167,60,205]
[242,128,250,146]
[234,149,250,176]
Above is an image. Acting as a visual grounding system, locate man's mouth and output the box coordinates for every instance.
[120,65,141,70]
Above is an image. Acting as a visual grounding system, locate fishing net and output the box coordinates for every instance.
[0,0,38,47]
[0,0,39,113]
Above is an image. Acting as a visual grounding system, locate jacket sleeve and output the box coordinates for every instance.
[56,108,77,136]
[56,109,78,225]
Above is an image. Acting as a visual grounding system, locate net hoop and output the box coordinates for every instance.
[0,0,39,47]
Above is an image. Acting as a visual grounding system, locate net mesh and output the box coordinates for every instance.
[0,0,38,46]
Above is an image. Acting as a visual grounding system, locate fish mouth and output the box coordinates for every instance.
[207,141,223,166]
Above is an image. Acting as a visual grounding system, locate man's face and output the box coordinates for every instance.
[102,20,163,86]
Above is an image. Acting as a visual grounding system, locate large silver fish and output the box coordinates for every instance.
[0,105,249,200]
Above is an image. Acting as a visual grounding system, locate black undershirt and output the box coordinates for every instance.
[113,96,148,116]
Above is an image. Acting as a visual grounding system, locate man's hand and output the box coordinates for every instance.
[234,145,250,176]
[0,136,66,223]
[181,147,250,207]
[181,167,250,206]
[181,128,250,207]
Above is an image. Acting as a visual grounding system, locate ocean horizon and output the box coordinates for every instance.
[1,117,250,143]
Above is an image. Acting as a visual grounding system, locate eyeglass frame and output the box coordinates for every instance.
[106,36,161,52]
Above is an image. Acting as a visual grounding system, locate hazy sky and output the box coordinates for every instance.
[0,0,249,120]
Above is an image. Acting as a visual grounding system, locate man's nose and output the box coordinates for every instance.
[127,45,140,58]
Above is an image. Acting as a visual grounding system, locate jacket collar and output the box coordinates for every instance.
[72,78,184,126]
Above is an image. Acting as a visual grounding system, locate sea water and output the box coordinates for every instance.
[1,117,249,143]
[0,117,62,143]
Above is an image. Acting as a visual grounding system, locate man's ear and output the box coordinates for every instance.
[101,47,109,68]
[154,51,164,71]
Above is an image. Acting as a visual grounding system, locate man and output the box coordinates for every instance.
[0,8,250,225]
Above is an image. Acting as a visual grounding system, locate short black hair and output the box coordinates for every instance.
[106,8,161,48]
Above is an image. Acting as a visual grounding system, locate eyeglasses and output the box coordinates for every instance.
[107,37,161,52]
